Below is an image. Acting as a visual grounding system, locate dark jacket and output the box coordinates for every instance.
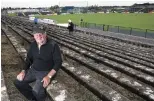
[67,22,74,32]
[23,39,62,71]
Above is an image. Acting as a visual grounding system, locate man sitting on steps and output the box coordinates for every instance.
[14,26,62,101]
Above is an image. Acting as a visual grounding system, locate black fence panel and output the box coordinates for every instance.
[108,25,119,33]
[119,27,131,35]
[146,30,154,39]
[131,28,146,37]
[79,22,154,39]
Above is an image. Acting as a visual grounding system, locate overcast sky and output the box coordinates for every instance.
[1,0,154,8]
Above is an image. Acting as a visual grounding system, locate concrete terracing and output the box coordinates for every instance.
[1,16,154,101]
[1,71,10,101]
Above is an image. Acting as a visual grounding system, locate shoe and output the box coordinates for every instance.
[45,93,53,101]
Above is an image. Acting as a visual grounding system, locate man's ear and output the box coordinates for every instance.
[33,34,37,39]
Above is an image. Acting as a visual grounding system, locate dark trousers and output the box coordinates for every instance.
[14,68,49,101]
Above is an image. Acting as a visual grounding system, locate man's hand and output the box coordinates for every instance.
[42,76,51,88]
[17,70,25,81]
[42,69,56,88]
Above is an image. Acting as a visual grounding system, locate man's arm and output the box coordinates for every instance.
[48,43,62,77]
[42,43,62,87]
[47,69,56,79]
[23,44,33,71]
[16,44,33,81]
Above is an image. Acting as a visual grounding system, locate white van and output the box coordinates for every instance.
[43,19,56,24]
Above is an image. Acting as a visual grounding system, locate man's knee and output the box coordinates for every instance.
[14,79,21,86]
[32,81,45,95]
[14,79,26,88]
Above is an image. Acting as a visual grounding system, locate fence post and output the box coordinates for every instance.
[107,25,109,31]
[103,24,104,31]
[87,23,88,28]
[130,28,132,35]
[145,29,147,38]
[80,22,82,27]
[118,26,119,32]
[74,24,76,31]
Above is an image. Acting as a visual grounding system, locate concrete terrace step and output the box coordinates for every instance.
[1,30,27,101]
[62,60,131,101]
[76,27,154,48]
[48,24,154,48]
[1,71,10,101]
[51,28,154,60]
[51,26,153,54]
[47,69,102,101]
[50,29,154,64]
[62,58,146,101]
[72,31,154,56]
[60,46,154,101]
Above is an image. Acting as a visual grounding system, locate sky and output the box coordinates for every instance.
[1,0,154,8]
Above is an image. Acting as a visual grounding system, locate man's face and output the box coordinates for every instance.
[34,33,46,45]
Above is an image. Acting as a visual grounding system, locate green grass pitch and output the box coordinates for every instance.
[35,13,154,30]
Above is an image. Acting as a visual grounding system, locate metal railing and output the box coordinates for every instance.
[79,22,154,39]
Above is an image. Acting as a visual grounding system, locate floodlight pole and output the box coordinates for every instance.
[87,1,88,7]
[59,2,60,7]
[87,1,88,12]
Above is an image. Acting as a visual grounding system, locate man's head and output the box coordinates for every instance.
[33,26,47,45]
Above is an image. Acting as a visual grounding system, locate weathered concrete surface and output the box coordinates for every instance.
[2,16,154,101]
[1,71,10,101]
